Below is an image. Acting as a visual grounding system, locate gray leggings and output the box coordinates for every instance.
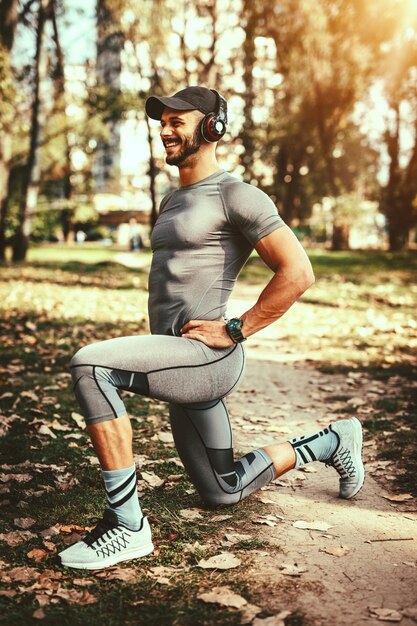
[70,335,275,507]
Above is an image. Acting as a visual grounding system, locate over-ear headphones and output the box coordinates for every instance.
[200,90,228,143]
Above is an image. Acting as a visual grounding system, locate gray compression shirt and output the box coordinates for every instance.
[148,169,285,336]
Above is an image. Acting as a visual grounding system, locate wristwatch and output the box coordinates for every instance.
[225,318,246,343]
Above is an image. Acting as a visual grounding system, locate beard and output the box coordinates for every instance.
[166,126,202,167]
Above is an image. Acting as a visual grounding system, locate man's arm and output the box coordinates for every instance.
[180,225,315,347]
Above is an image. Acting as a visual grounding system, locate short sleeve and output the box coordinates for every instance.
[220,179,285,246]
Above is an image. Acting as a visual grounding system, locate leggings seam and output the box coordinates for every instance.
[69,343,238,378]
[181,405,237,498]
[93,365,118,420]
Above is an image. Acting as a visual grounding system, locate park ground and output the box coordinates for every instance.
[0,245,416,626]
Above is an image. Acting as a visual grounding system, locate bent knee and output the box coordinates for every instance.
[70,345,94,369]
[201,490,241,508]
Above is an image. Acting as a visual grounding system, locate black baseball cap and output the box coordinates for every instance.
[145,86,218,120]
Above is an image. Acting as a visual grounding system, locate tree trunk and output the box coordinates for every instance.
[12,0,49,261]
[331,223,350,251]
[145,114,158,231]
[240,0,257,183]
[0,0,19,261]
[51,0,74,242]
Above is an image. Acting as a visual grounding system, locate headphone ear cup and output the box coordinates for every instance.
[201,113,226,143]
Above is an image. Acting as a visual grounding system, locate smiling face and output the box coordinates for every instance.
[160,108,205,167]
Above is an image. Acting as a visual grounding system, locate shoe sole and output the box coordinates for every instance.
[60,542,154,570]
[339,417,365,500]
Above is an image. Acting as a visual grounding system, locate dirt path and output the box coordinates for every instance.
[225,294,417,626]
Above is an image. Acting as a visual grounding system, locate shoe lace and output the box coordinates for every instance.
[326,448,356,479]
[83,516,116,548]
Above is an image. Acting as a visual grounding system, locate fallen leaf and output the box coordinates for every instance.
[140,471,165,488]
[239,603,262,624]
[54,587,97,605]
[252,514,284,527]
[402,607,417,619]
[32,608,46,619]
[158,431,174,443]
[293,520,333,532]
[14,517,36,529]
[278,563,307,576]
[27,548,49,563]
[37,425,57,439]
[223,533,252,546]
[95,567,138,583]
[382,494,413,503]
[198,552,241,570]
[57,524,85,534]
[252,611,292,626]
[180,508,204,521]
[0,589,17,598]
[197,586,247,609]
[368,607,403,622]
[210,514,233,522]
[320,546,350,557]
[2,566,39,583]
[71,412,86,429]
[0,530,37,546]
[0,473,33,483]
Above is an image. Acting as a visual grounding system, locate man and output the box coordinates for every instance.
[59,87,365,570]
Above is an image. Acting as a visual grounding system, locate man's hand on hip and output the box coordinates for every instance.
[180,320,235,348]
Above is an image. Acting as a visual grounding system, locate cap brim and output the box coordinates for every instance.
[145,96,197,120]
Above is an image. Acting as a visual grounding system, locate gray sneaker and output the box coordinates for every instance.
[325,417,365,499]
[59,510,154,570]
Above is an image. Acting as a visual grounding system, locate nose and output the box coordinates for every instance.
[160,126,173,139]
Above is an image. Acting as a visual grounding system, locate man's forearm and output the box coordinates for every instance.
[240,263,314,338]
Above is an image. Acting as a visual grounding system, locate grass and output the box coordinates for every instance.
[1,244,416,623]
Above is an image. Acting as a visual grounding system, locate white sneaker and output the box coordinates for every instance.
[59,510,154,570]
[325,417,365,499]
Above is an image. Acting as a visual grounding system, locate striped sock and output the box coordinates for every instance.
[102,463,143,530]
[289,426,339,468]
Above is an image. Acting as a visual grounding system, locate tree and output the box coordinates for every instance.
[379,3,417,250]
[13,0,50,261]
[0,0,19,261]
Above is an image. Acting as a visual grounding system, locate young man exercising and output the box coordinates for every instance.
[59,86,365,570]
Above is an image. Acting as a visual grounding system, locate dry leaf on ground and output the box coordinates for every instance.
[71,412,86,429]
[198,552,241,570]
[252,514,284,527]
[54,587,97,605]
[293,520,333,532]
[0,530,37,546]
[382,494,413,503]
[158,431,174,443]
[223,533,252,546]
[95,567,139,583]
[32,608,46,620]
[140,471,165,488]
[252,611,292,626]
[14,517,36,529]
[278,563,308,576]
[319,546,350,557]
[0,589,17,598]
[37,425,57,439]
[239,603,262,624]
[210,514,233,522]
[368,607,403,622]
[197,585,247,609]
[0,473,33,483]
[27,548,49,563]
[179,508,204,521]
[1,566,39,583]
